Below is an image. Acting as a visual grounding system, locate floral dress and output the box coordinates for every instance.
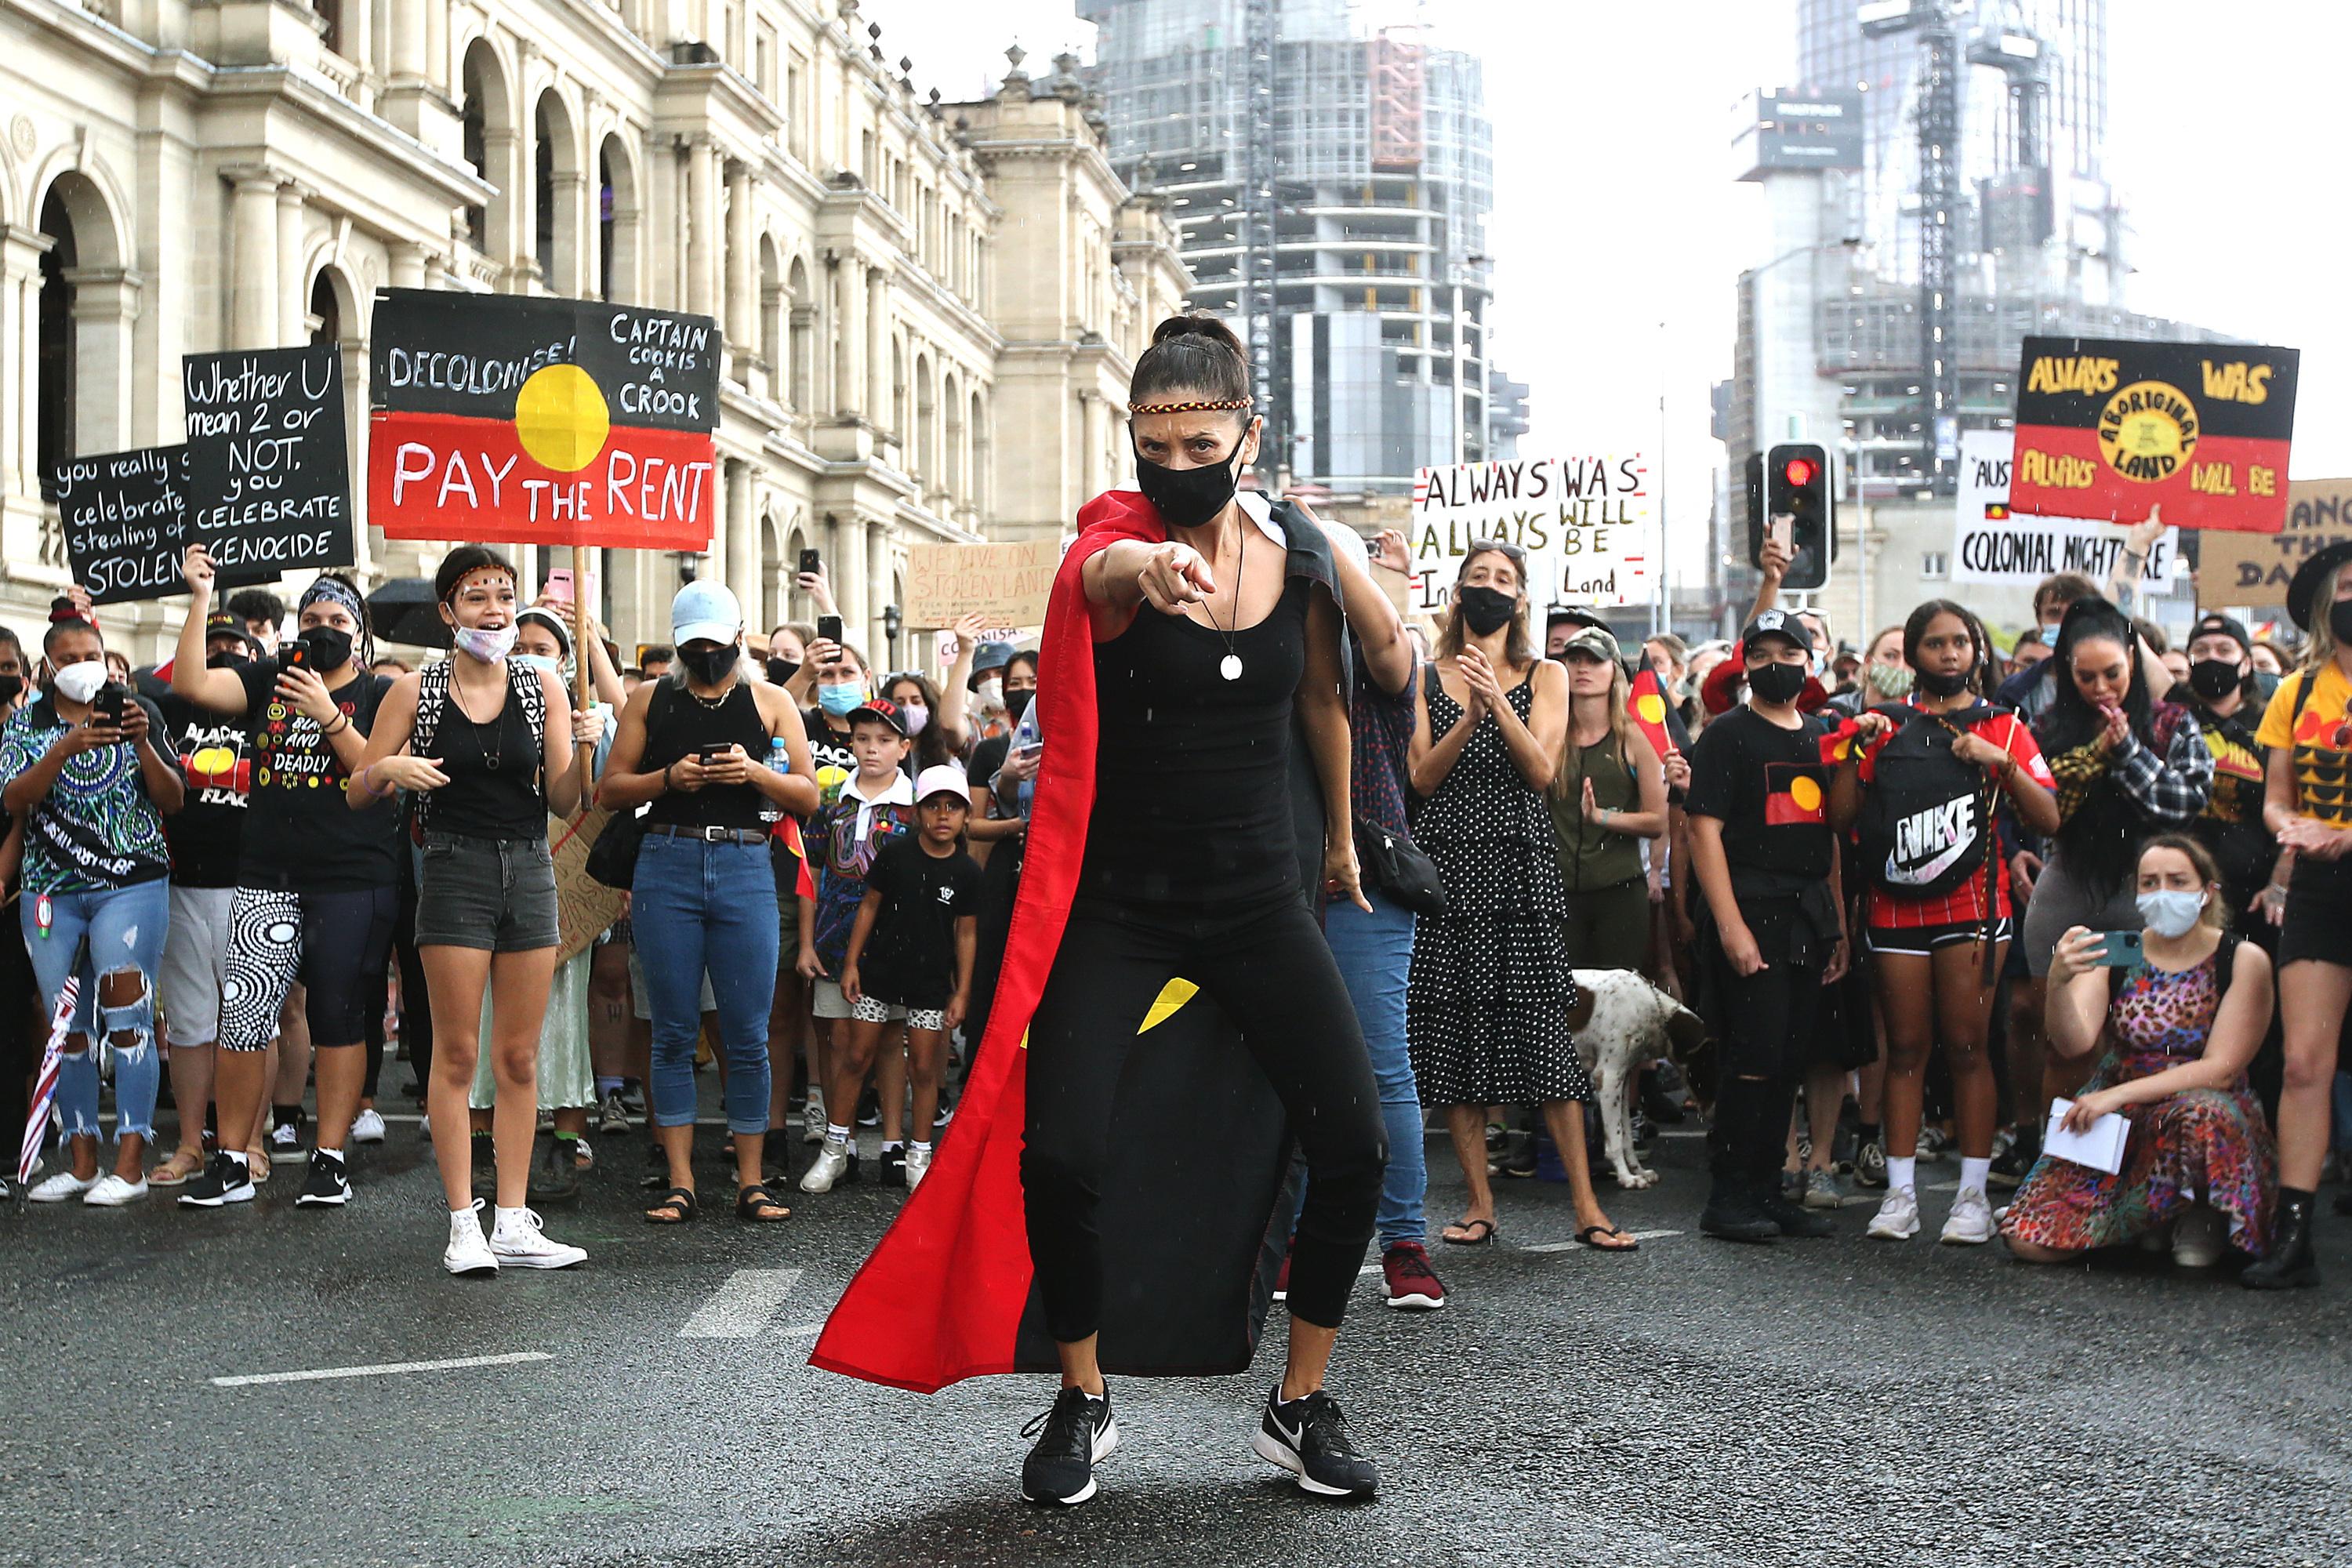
[1406,676,1592,1106]
[2000,948,2276,1256]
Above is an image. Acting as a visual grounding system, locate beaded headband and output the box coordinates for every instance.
[1127,397,1254,416]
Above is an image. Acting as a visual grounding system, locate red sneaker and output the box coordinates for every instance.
[1381,1241,1447,1311]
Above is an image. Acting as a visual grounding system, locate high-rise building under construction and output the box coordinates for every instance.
[1080,0,1512,495]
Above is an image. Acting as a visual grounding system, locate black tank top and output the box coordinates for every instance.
[641,680,775,829]
[1080,576,1307,910]
[431,681,546,840]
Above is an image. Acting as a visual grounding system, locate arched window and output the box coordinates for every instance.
[533,92,579,292]
[943,372,964,506]
[759,236,781,392]
[459,42,513,262]
[891,339,907,444]
[914,354,936,490]
[309,271,342,345]
[786,256,811,415]
[34,187,78,500]
[597,135,638,303]
[534,110,554,283]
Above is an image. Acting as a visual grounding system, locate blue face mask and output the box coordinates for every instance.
[818,681,869,717]
[2137,888,2208,939]
[2040,623,2061,647]
[513,653,561,678]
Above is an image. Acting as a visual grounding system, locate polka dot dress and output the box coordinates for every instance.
[1407,677,1594,1107]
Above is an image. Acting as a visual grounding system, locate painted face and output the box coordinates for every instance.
[442,569,517,631]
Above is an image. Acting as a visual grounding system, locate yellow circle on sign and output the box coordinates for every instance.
[1789,775,1823,811]
[514,363,611,473]
[1635,692,1666,725]
[2095,379,2198,485]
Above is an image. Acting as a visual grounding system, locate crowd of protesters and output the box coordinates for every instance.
[6,501,2351,1297]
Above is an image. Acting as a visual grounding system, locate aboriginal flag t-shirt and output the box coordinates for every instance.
[236,659,401,891]
[1685,705,1834,900]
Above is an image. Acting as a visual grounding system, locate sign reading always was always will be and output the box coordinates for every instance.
[1406,455,1656,614]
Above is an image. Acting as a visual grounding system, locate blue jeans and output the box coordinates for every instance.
[23,878,169,1142]
[1323,887,1427,1247]
[633,835,780,1135]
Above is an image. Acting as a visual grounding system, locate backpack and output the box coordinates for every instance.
[1855,702,2006,897]
[410,659,546,826]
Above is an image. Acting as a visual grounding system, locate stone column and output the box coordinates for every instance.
[726,459,760,614]
[1078,390,1100,501]
[0,226,54,505]
[278,184,308,345]
[837,260,866,418]
[835,512,869,649]
[390,0,426,80]
[389,241,426,290]
[424,0,447,90]
[866,265,887,430]
[724,161,754,381]
[866,513,892,667]
[686,141,717,318]
[228,171,279,349]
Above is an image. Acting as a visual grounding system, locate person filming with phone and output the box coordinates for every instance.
[2002,834,2278,1271]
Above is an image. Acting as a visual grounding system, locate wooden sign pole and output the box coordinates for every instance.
[572,541,593,803]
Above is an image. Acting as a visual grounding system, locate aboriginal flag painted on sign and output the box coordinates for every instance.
[2007,336,2299,534]
[368,289,721,551]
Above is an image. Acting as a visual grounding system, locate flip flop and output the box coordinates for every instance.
[1577,1224,1639,1252]
[1441,1217,1497,1247]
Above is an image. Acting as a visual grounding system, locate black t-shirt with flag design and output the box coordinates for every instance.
[1686,706,1834,900]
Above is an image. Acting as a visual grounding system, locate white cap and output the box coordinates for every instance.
[670,579,742,648]
[913,764,970,806]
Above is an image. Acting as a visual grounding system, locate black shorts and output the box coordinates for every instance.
[2279,856,2352,969]
[1867,917,2013,959]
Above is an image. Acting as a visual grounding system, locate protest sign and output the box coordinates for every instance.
[181,345,354,587]
[552,808,626,966]
[53,445,192,605]
[903,538,1061,629]
[2009,336,2299,532]
[368,289,720,550]
[1952,430,2179,586]
[2194,477,2352,608]
[1406,455,1656,614]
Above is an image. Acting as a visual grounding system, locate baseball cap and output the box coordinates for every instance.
[202,610,265,657]
[1739,609,1812,654]
[671,579,742,648]
[915,764,971,805]
[2187,612,2252,654]
[846,695,909,737]
[1559,625,1621,664]
[1546,606,1608,634]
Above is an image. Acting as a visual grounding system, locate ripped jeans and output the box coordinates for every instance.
[22,878,169,1142]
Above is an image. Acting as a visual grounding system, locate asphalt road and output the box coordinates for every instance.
[5,1096,2350,1568]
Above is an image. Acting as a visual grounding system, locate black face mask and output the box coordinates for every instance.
[1915,666,1974,699]
[1748,662,1806,706]
[2187,658,2242,702]
[766,656,800,688]
[1134,442,1243,529]
[205,652,247,672]
[1006,687,1036,724]
[2331,601,2352,647]
[681,643,738,685]
[0,674,21,707]
[300,626,354,671]
[1457,586,1519,637]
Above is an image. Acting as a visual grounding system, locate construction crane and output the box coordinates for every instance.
[1239,0,1281,483]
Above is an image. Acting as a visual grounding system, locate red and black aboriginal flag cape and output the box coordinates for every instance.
[811,489,1345,1394]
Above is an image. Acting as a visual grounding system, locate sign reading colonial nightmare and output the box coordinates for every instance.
[903,538,1062,629]
[2194,477,2352,607]
[368,289,721,550]
[53,445,193,605]
[2008,336,2299,533]
[183,346,355,587]
[1406,455,1656,613]
[1952,430,2180,586]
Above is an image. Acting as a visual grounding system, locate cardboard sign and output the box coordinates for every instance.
[53,445,193,605]
[1406,456,1656,613]
[551,808,626,965]
[368,289,720,550]
[903,538,1062,629]
[2009,336,2299,533]
[2194,477,2352,608]
[181,346,355,587]
[1952,430,2180,586]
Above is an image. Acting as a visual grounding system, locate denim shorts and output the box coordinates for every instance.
[414,831,558,953]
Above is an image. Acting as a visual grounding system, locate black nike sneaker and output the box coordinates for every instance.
[1253,1386,1379,1499]
[293,1149,351,1208]
[1019,1385,1117,1505]
[178,1151,256,1208]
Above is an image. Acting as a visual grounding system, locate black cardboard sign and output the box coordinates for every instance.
[53,445,193,605]
[182,345,354,587]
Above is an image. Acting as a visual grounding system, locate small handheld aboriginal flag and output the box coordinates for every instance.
[368,290,722,551]
[1628,665,1678,759]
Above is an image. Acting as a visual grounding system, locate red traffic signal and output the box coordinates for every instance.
[1782,456,1818,488]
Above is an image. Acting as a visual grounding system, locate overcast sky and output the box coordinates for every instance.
[866,0,2352,540]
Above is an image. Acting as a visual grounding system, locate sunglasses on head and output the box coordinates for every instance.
[1468,538,1527,561]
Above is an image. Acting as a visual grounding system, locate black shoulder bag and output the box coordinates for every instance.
[586,683,670,889]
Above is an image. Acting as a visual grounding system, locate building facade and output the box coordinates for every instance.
[0,0,1183,666]
[1080,0,1511,499]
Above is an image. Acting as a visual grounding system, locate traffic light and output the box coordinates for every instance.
[1747,442,1833,591]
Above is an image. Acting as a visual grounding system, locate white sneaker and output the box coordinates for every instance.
[351,1109,387,1145]
[800,1141,854,1192]
[1940,1187,1996,1246]
[1866,1187,1922,1240]
[419,1114,432,1143]
[82,1174,148,1207]
[27,1171,98,1203]
[801,1097,826,1145]
[905,1145,933,1191]
[444,1204,499,1276]
[488,1207,587,1269]
[2171,1203,2228,1269]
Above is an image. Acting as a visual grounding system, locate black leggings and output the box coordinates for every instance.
[1022,896,1385,1338]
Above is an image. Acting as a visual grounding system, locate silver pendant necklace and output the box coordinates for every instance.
[1214,523,1247,681]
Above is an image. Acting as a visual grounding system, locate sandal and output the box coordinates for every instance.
[735,1183,790,1223]
[151,1148,205,1187]
[1441,1217,1497,1247]
[644,1186,698,1225]
[245,1148,271,1185]
[1577,1224,1639,1252]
